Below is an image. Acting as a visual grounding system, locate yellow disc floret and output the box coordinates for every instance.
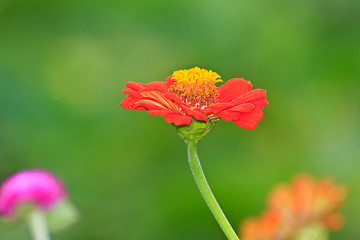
[169,67,222,108]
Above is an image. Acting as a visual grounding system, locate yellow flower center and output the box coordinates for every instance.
[169,67,222,108]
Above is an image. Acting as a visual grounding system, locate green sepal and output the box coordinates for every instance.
[293,223,328,240]
[173,118,217,143]
[0,200,78,233]
[0,203,35,231]
[46,200,78,233]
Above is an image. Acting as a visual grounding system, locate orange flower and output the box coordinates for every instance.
[239,175,347,240]
[241,210,281,240]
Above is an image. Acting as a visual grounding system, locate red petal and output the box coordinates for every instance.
[163,113,192,125]
[251,99,270,109]
[228,103,255,112]
[121,79,181,113]
[126,81,147,91]
[146,81,169,92]
[121,90,172,111]
[133,99,168,110]
[230,89,267,105]
[126,81,168,92]
[217,78,253,103]
[233,109,264,129]
[234,119,259,129]
[139,90,179,110]
[121,79,195,126]
[120,95,138,110]
[217,111,242,122]
[181,106,207,121]
[122,88,142,97]
[214,87,268,129]
[148,110,179,116]
[203,103,233,114]
[214,103,258,124]
[150,109,193,126]
[164,92,186,106]
[166,75,175,86]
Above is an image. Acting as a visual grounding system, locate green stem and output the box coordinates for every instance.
[28,208,51,240]
[186,138,239,240]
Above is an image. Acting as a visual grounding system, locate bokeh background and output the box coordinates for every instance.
[0,0,359,239]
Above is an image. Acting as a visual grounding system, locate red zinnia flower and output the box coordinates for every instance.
[120,67,268,129]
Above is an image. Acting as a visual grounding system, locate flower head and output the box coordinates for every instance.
[0,169,66,218]
[120,67,268,129]
[239,175,347,240]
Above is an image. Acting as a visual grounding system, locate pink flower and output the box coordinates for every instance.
[0,169,66,218]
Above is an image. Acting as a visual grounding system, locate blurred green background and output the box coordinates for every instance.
[0,0,359,239]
